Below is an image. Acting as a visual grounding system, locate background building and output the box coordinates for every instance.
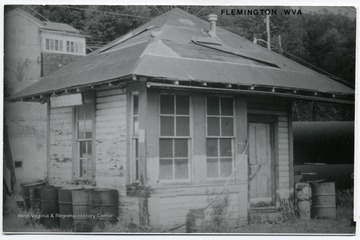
[4,8,87,184]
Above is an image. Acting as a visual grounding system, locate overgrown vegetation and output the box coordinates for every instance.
[336,189,353,207]
[205,192,231,232]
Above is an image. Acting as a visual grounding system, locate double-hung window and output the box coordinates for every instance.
[75,93,95,180]
[206,96,234,179]
[159,94,190,181]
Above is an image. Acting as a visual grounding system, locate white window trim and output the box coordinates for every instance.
[206,96,236,180]
[159,93,192,183]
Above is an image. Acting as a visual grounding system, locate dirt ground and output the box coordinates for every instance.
[232,207,356,234]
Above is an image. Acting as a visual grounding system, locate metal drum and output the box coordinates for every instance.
[20,180,45,210]
[72,189,92,231]
[58,187,73,229]
[311,182,336,219]
[90,189,118,228]
[295,182,311,220]
[40,186,59,228]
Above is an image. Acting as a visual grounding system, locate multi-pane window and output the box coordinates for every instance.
[206,96,234,178]
[75,95,95,180]
[159,94,190,180]
[45,38,64,52]
[45,38,82,54]
[132,93,139,181]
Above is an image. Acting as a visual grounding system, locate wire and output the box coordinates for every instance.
[25,6,51,22]
[56,6,151,19]
[167,141,249,232]
[204,141,249,211]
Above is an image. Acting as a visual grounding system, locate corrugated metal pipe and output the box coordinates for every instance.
[208,14,218,37]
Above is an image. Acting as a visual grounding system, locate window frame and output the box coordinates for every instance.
[206,96,235,180]
[73,92,96,182]
[130,92,140,183]
[158,93,192,183]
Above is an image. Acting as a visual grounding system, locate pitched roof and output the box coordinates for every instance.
[6,8,81,34]
[42,21,80,34]
[11,8,354,102]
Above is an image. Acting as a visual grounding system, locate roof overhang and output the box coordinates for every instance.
[146,80,355,105]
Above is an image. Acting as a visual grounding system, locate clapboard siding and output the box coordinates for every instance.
[49,107,73,185]
[149,183,248,228]
[95,89,127,192]
[277,115,290,199]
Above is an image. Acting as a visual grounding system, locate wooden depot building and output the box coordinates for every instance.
[10,8,354,228]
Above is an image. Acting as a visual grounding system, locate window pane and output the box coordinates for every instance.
[78,121,85,139]
[79,159,84,177]
[66,41,70,52]
[207,117,220,136]
[160,139,173,158]
[133,116,139,136]
[176,116,189,136]
[59,40,63,51]
[207,96,219,115]
[55,40,59,51]
[206,139,218,157]
[77,105,85,137]
[46,39,50,50]
[160,159,173,179]
[71,42,74,52]
[220,158,232,177]
[220,139,232,157]
[79,141,87,158]
[160,95,174,114]
[175,159,188,179]
[221,98,233,116]
[160,116,174,136]
[221,117,234,136]
[176,95,189,115]
[207,158,218,178]
[133,94,138,115]
[175,139,187,158]
[87,141,92,157]
[135,139,139,158]
[87,158,92,177]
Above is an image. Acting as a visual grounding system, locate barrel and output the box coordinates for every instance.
[40,186,59,228]
[89,189,118,228]
[20,180,45,210]
[311,182,336,219]
[295,183,311,220]
[58,187,75,229]
[72,189,92,231]
[29,182,46,210]
[186,208,205,233]
[21,184,31,210]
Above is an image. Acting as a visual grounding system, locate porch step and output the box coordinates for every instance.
[249,208,283,224]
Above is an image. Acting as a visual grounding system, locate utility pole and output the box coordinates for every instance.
[266,15,271,51]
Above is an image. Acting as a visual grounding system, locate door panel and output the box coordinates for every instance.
[249,122,274,207]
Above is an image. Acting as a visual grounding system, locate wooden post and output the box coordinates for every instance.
[47,98,51,183]
[288,102,294,199]
[235,96,248,182]
[145,89,160,185]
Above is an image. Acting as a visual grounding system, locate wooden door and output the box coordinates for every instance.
[249,122,274,208]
